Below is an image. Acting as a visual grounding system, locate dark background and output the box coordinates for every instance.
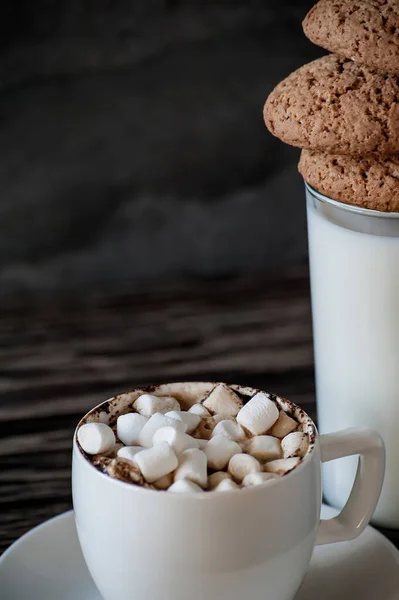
[0,0,322,299]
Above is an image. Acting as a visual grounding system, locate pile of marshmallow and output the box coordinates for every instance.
[77,384,309,493]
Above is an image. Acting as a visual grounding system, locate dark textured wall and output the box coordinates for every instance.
[0,1,321,295]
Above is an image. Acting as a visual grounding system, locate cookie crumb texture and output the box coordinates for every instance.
[264,54,399,157]
[299,149,399,211]
[303,0,399,74]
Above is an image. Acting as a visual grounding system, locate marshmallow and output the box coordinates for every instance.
[153,473,174,490]
[165,410,201,434]
[269,411,298,439]
[213,413,236,425]
[208,471,232,490]
[203,383,243,416]
[77,423,116,455]
[117,413,148,446]
[153,426,199,455]
[168,480,203,493]
[106,457,144,485]
[214,479,240,492]
[264,457,301,475]
[188,404,211,417]
[174,448,208,488]
[281,432,309,458]
[98,411,110,424]
[205,435,242,470]
[191,417,216,440]
[242,472,279,487]
[228,453,262,483]
[102,442,124,458]
[117,446,144,462]
[236,392,279,435]
[138,413,187,447]
[196,439,208,450]
[211,420,246,442]
[245,436,281,461]
[134,394,181,417]
[134,442,178,483]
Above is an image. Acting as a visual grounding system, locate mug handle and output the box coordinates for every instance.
[316,428,385,546]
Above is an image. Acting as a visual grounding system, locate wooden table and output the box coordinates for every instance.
[1,266,397,554]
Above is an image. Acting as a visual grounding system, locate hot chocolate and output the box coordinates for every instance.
[76,382,314,492]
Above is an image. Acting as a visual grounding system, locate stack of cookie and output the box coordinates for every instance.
[264,0,399,211]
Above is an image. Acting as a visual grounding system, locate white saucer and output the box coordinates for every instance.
[1,505,399,599]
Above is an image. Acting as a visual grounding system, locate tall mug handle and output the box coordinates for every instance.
[316,428,385,546]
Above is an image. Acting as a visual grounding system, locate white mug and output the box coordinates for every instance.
[72,382,385,600]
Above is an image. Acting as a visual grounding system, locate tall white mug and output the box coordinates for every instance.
[72,382,385,600]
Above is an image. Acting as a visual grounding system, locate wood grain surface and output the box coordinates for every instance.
[1,267,397,555]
